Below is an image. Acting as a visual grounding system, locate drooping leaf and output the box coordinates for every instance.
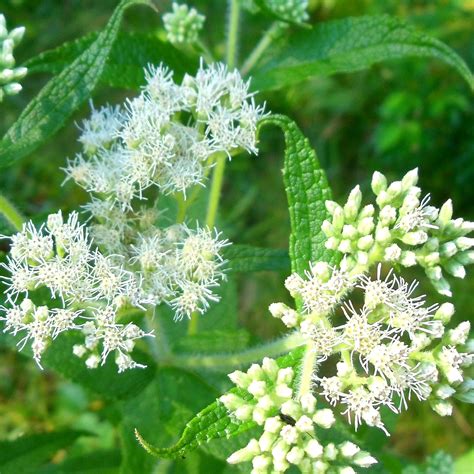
[259,115,339,275]
[172,329,251,354]
[0,0,154,168]
[135,347,305,460]
[0,430,87,474]
[251,15,474,91]
[0,331,156,400]
[25,32,198,91]
[120,367,222,473]
[223,244,290,273]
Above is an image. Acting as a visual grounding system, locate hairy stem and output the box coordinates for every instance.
[168,332,306,370]
[146,307,171,361]
[297,340,317,398]
[241,22,283,76]
[226,0,241,69]
[0,194,25,232]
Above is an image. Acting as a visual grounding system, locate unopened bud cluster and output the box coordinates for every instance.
[322,169,474,296]
[163,3,205,44]
[270,263,472,433]
[65,61,265,204]
[221,357,376,473]
[0,14,27,101]
[243,0,309,23]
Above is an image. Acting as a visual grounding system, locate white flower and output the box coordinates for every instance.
[163,3,205,44]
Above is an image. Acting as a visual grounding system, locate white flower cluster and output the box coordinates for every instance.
[65,61,265,204]
[0,13,27,101]
[0,211,152,371]
[221,357,376,473]
[163,3,205,44]
[322,169,474,297]
[271,263,473,434]
[243,0,309,23]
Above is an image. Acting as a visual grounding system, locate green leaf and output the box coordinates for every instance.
[0,430,86,474]
[259,115,339,275]
[251,15,474,91]
[172,329,251,354]
[455,448,474,474]
[37,450,121,474]
[120,367,221,473]
[223,244,290,273]
[135,347,305,460]
[0,332,156,400]
[0,0,154,168]
[25,32,198,91]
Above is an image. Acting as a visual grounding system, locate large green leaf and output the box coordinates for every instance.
[37,450,121,474]
[0,332,156,400]
[455,448,474,474]
[25,32,197,91]
[0,0,153,168]
[223,244,290,273]
[259,115,339,275]
[251,15,474,91]
[0,430,86,474]
[120,367,222,473]
[135,347,305,461]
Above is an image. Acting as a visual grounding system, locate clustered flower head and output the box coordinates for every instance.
[65,61,265,203]
[221,357,376,473]
[271,260,473,434]
[0,13,27,101]
[242,0,309,23]
[163,3,205,44]
[322,168,474,297]
[0,211,152,371]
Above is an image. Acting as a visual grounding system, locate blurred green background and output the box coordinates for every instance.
[0,0,473,469]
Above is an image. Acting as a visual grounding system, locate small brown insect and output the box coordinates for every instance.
[279,412,296,426]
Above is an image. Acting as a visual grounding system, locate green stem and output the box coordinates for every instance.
[145,307,171,362]
[241,22,283,76]
[205,154,227,228]
[0,194,25,232]
[226,0,241,69]
[169,332,306,370]
[297,340,317,398]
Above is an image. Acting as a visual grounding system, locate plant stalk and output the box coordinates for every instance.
[0,194,25,232]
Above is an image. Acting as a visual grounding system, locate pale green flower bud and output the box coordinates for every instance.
[340,441,360,458]
[353,452,378,468]
[401,167,419,190]
[384,243,401,261]
[438,199,453,227]
[228,370,251,388]
[430,399,453,417]
[277,367,294,384]
[434,303,455,323]
[357,216,375,235]
[435,384,456,400]
[357,235,374,251]
[322,219,335,237]
[220,393,244,410]
[371,171,387,196]
[325,237,340,250]
[422,251,440,266]
[287,446,305,464]
[342,224,358,239]
[401,231,428,245]
[9,26,25,45]
[344,185,362,221]
[325,200,339,214]
[313,409,335,428]
[227,439,261,464]
[379,205,397,225]
[400,250,417,267]
[324,443,338,460]
[440,242,458,258]
[357,251,369,266]
[332,206,345,231]
[455,237,474,251]
[235,404,253,421]
[426,265,442,281]
[338,239,353,253]
[375,226,391,244]
[431,276,452,297]
[386,180,403,200]
[339,467,356,474]
[360,204,375,218]
[444,260,465,279]
[275,383,292,398]
[300,393,316,413]
[163,3,205,44]
[3,82,21,95]
[456,250,474,265]
[447,321,470,346]
[262,357,280,379]
[248,380,267,397]
[258,430,277,451]
[305,439,324,458]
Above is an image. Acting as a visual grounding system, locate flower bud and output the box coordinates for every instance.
[371,171,387,195]
[447,321,470,346]
[438,199,453,227]
[401,231,428,245]
[401,167,419,190]
[444,260,466,279]
[305,439,324,459]
[353,452,378,467]
[313,409,335,428]
[227,439,260,464]
[431,399,453,417]
[340,441,360,458]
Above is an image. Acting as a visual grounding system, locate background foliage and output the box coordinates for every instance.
[0,0,472,472]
